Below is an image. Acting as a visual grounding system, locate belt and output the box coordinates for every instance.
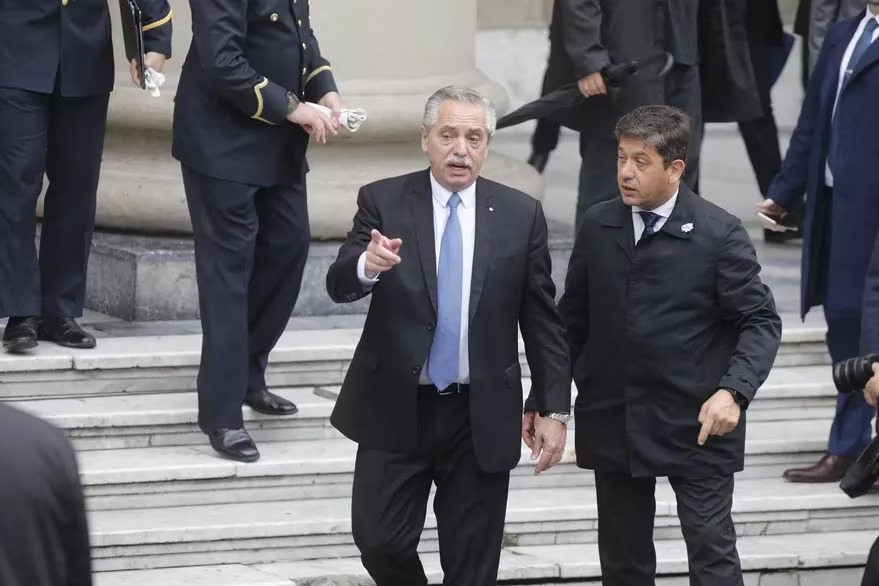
[419,383,470,396]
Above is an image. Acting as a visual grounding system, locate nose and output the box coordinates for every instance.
[452,136,467,155]
[618,159,635,180]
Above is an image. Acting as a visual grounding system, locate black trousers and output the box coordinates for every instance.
[181,165,310,429]
[351,389,510,586]
[575,64,702,235]
[594,469,743,586]
[738,39,783,199]
[0,88,109,318]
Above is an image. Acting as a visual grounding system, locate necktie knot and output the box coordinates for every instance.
[866,19,878,34]
[448,192,461,210]
[639,211,661,235]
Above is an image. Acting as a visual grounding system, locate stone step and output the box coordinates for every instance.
[76,411,830,511]
[7,363,839,452]
[94,529,875,585]
[0,322,829,400]
[85,477,879,572]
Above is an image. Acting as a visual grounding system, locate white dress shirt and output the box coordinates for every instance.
[357,172,476,384]
[632,191,678,244]
[825,10,879,187]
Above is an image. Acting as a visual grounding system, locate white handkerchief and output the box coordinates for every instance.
[143,68,166,98]
[307,102,368,132]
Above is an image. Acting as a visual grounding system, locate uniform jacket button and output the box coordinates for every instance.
[269,12,279,21]
[412,366,421,375]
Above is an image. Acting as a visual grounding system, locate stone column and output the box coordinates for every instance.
[65,0,542,240]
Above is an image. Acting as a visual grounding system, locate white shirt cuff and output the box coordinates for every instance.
[357,251,380,287]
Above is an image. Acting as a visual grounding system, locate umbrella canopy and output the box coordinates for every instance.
[496,52,674,133]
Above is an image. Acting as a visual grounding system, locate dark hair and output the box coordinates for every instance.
[614,105,691,168]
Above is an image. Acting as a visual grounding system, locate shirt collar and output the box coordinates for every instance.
[863,9,879,27]
[429,171,476,209]
[632,189,679,218]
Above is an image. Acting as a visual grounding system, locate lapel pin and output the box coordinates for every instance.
[489,207,494,212]
[681,223,693,233]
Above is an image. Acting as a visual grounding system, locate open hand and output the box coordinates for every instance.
[364,229,402,278]
[288,103,338,144]
[523,411,567,475]
[697,390,741,446]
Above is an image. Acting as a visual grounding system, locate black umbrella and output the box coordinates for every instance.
[496,52,675,133]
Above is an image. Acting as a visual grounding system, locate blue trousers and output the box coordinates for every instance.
[827,316,876,458]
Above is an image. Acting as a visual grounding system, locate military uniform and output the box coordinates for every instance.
[172,0,338,450]
[0,0,172,323]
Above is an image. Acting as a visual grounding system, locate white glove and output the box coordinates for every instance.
[143,67,166,98]
[306,102,368,132]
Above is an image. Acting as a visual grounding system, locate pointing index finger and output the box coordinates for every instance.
[697,419,712,446]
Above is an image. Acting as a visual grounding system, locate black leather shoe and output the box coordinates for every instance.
[244,389,299,416]
[2,317,38,353]
[37,317,96,349]
[201,427,260,463]
[527,152,550,174]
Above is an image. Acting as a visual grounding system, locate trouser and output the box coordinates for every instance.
[738,38,783,199]
[351,387,510,586]
[594,469,743,586]
[0,88,109,318]
[574,64,702,235]
[181,165,310,429]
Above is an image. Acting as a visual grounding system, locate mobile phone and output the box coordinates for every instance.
[757,211,796,231]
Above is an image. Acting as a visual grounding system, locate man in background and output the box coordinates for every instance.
[0,0,172,353]
[0,404,92,586]
[761,2,879,484]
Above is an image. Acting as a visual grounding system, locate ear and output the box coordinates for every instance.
[668,159,686,184]
[421,128,429,153]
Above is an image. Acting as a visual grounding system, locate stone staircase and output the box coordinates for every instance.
[1,319,876,585]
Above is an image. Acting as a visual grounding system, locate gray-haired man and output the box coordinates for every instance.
[326,86,572,585]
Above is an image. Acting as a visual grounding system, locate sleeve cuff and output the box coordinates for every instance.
[718,375,756,403]
[251,78,289,125]
[142,8,173,57]
[357,252,380,288]
[304,66,338,103]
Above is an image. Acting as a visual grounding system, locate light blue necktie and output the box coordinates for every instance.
[428,193,463,391]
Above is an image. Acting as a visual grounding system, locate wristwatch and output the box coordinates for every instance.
[724,388,749,410]
[541,411,570,425]
[286,90,300,116]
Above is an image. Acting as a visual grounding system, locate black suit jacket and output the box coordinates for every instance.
[0,405,91,586]
[326,170,571,474]
[557,186,781,477]
[172,0,337,187]
[0,0,171,97]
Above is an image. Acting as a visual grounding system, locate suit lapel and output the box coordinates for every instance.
[849,28,879,84]
[822,17,860,101]
[468,178,495,323]
[409,170,438,313]
[657,185,696,241]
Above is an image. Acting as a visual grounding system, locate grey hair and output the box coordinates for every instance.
[614,104,691,168]
[422,85,497,137]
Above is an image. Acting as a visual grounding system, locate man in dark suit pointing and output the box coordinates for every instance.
[327,86,572,586]
[555,105,782,585]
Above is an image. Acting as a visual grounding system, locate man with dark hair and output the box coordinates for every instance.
[552,104,782,584]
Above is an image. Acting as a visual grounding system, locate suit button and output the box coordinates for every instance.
[427,323,435,332]
[302,42,307,50]
[298,19,302,26]
[412,366,421,375]
[303,67,307,74]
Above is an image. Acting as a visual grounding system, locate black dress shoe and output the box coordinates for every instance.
[244,389,299,416]
[37,317,96,349]
[527,152,550,174]
[202,427,260,463]
[2,316,38,353]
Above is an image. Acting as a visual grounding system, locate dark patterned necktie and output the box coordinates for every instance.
[639,211,661,237]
